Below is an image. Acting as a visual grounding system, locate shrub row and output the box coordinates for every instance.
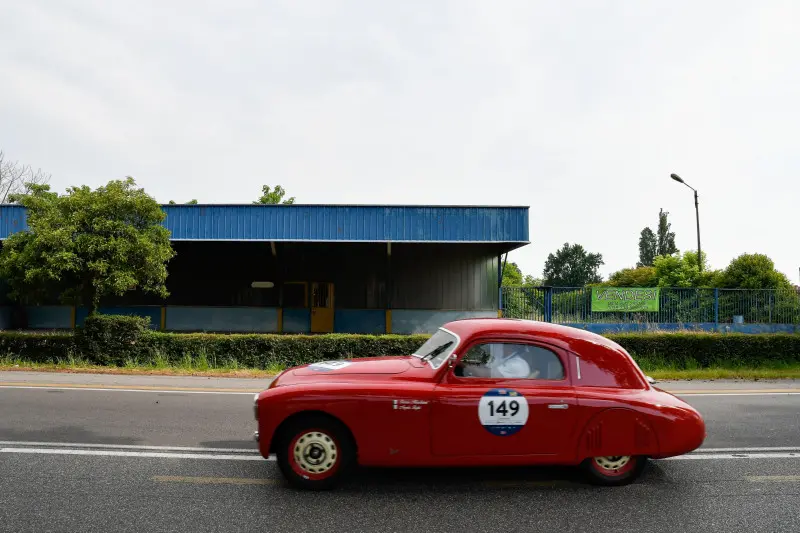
[0,315,798,369]
[609,331,800,367]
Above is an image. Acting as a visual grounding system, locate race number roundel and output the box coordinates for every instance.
[478,389,529,436]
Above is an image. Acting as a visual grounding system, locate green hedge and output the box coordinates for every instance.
[608,332,800,367]
[1,315,798,369]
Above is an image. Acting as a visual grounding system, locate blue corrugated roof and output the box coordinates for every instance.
[0,204,529,246]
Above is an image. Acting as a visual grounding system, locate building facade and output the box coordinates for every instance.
[0,204,529,334]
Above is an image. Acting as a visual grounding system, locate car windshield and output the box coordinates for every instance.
[412,328,459,369]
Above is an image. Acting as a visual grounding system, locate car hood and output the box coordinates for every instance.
[292,356,413,376]
[271,356,424,387]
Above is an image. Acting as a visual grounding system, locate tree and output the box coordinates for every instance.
[254,185,295,205]
[653,251,717,288]
[716,253,792,290]
[637,228,657,267]
[502,262,523,286]
[542,243,604,287]
[606,266,658,287]
[656,208,678,257]
[167,199,198,204]
[0,150,51,203]
[501,262,542,287]
[636,209,678,266]
[0,177,176,315]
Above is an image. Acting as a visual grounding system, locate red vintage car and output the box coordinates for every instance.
[253,318,706,490]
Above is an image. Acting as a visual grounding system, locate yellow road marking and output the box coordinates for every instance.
[745,475,800,483]
[153,476,277,485]
[0,382,261,393]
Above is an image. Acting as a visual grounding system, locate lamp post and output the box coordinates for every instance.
[670,173,702,272]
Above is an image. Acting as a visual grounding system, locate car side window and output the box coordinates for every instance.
[457,342,565,380]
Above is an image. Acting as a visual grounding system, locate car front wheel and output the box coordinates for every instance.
[276,415,355,490]
[581,455,647,486]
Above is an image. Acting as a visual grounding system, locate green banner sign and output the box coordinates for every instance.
[591,287,660,312]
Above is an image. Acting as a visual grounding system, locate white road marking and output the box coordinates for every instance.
[663,452,800,461]
[745,475,800,482]
[0,441,259,454]
[1,441,798,462]
[0,385,253,395]
[678,392,800,397]
[0,447,274,461]
[695,447,800,453]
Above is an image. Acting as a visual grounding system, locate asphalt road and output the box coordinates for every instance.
[1,373,799,532]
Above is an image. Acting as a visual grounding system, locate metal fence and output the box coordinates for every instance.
[500,287,800,325]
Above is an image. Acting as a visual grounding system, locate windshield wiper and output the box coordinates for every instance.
[420,342,453,362]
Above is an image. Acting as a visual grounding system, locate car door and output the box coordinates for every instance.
[430,338,578,458]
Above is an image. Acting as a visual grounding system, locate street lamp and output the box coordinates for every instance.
[670,173,702,272]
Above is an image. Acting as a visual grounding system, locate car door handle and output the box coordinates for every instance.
[547,403,569,410]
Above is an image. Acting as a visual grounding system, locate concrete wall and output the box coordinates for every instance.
[335,310,386,334]
[26,306,72,329]
[165,307,278,333]
[75,307,161,329]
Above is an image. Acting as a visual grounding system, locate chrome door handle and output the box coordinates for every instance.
[547,403,569,409]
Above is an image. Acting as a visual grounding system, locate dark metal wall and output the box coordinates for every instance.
[106,241,500,310]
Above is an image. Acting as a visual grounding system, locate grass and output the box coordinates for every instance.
[0,353,286,378]
[635,354,800,380]
[1,353,799,381]
[647,367,800,380]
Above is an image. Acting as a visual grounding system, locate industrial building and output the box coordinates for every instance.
[0,204,529,334]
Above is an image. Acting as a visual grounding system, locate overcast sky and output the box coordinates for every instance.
[2,0,798,284]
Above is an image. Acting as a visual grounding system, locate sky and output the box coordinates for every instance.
[1,0,798,284]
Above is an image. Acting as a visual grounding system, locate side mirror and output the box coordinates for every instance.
[646,375,657,385]
[448,353,458,368]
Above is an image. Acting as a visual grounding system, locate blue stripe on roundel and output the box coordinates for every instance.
[478,388,529,436]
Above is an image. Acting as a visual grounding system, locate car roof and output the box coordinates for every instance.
[441,318,627,356]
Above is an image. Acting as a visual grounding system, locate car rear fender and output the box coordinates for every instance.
[574,407,661,460]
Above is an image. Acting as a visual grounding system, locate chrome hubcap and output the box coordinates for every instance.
[293,432,338,474]
[594,456,631,471]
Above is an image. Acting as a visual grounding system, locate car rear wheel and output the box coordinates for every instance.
[276,415,355,490]
[581,455,647,486]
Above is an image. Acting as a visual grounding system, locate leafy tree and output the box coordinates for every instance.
[716,253,792,290]
[606,266,658,287]
[254,185,295,205]
[636,210,678,266]
[653,251,718,288]
[502,262,524,286]
[0,177,176,315]
[0,150,51,203]
[543,243,604,287]
[167,199,198,204]
[501,262,541,287]
[656,209,678,257]
[637,228,657,267]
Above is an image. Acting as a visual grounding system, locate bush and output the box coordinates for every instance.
[0,331,77,363]
[138,332,430,369]
[607,332,800,367]
[75,314,152,365]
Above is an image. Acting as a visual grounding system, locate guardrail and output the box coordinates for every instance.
[500,287,800,325]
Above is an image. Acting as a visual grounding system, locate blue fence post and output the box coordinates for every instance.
[544,287,553,323]
[714,288,719,326]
